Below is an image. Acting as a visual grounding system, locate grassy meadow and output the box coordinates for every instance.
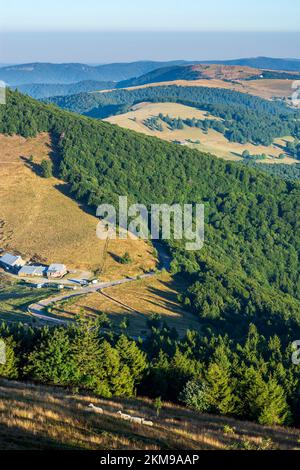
[105,102,297,163]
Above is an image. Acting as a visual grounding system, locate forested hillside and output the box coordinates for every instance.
[47,86,300,146]
[0,90,300,425]
[14,80,116,99]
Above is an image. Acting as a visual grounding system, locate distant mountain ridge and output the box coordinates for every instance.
[14,80,116,99]
[0,60,191,85]
[1,57,300,87]
[206,56,300,71]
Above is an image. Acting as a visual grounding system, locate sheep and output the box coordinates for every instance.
[88,403,104,414]
[142,419,154,427]
[130,417,143,425]
[117,411,132,421]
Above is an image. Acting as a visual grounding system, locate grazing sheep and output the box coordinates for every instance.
[88,403,104,414]
[142,419,154,427]
[131,417,143,425]
[117,411,132,421]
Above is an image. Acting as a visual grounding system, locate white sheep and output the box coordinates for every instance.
[142,419,154,427]
[117,411,132,421]
[131,417,143,425]
[88,403,104,414]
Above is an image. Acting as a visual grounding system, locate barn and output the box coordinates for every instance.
[18,265,47,278]
[0,253,26,271]
[47,264,67,279]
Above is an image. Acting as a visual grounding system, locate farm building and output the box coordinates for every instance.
[18,265,47,278]
[47,264,67,279]
[0,253,26,271]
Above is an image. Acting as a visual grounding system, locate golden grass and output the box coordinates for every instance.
[105,102,298,164]
[0,133,156,277]
[0,379,299,450]
[46,272,201,337]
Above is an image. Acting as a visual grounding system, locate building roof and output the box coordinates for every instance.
[47,264,66,273]
[18,265,46,277]
[0,253,23,267]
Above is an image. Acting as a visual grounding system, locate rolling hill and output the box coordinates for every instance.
[1,379,299,450]
[117,64,264,88]
[14,80,116,99]
[104,101,298,163]
[205,56,300,72]
[0,61,191,86]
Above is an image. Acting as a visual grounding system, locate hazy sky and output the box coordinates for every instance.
[0,0,299,63]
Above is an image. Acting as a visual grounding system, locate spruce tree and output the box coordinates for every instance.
[0,337,18,379]
[115,335,148,384]
[71,319,102,391]
[25,328,75,385]
[97,340,134,398]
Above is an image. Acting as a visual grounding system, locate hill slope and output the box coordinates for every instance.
[0,379,299,450]
[118,63,300,89]
[0,131,156,275]
[0,90,299,339]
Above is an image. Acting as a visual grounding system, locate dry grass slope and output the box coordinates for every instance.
[0,379,299,450]
[0,133,156,277]
[48,272,201,337]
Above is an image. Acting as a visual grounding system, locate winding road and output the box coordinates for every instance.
[28,241,172,324]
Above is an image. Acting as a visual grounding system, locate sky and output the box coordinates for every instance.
[0,0,299,63]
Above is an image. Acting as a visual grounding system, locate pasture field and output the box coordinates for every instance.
[45,272,201,337]
[0,378,299,450]
[0,133,156,277]
[0,273,53,324]
[105,102,297,163]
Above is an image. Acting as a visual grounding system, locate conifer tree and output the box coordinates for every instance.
[0,337,18,379]
[115,335,148,384]
[25,328,74,385]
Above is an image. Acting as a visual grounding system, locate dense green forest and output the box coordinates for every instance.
[46,85,300,146]
[0,90,299,425]
[241,161,300,180]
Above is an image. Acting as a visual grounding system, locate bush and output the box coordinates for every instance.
[40,159,53,178]
[180,380,211,413]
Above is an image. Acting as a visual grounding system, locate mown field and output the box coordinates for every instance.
[0,133,156,276]
[105,102,297,163]
[1,379,299,450]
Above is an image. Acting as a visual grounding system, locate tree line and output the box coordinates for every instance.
[0,317,299,427]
